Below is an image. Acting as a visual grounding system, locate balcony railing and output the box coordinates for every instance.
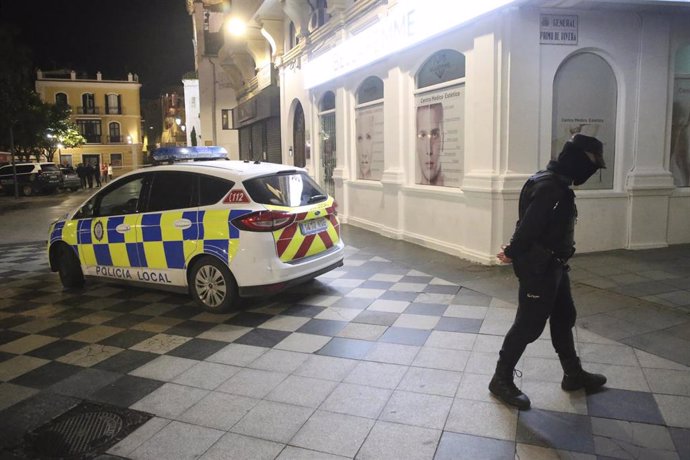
[107,135,123,143]
[83,134,103,143]
[106,107,123,115]
[78,106,100,115]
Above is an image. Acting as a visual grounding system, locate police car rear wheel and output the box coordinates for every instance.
[57,246,84,289]
[191,257,236,313]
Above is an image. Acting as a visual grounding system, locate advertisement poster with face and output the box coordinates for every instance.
[355,104,384,180]
[551,53,617,190]
[671,77,690,187]
[415,86,464,187]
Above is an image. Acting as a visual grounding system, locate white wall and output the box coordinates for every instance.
[197,59,240,157]
[279,4,690,263]
[182,79,201,147]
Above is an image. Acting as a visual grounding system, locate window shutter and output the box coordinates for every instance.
[105,95,110,113]
[117,95,122,114]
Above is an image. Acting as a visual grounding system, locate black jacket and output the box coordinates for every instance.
[504,161,577,263]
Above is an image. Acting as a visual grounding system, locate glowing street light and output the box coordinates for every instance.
[225,17,246,36]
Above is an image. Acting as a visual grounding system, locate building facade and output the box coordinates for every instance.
[35,70,143,176]
[191,0,690,264]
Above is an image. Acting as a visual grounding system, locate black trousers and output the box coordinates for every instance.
[499,263,578,371]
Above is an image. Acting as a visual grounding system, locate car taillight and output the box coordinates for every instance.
[232,210,295,232]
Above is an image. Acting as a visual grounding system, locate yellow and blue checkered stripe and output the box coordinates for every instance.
[200,209,250,265]
[49,220,80,256]
[52,208,254,272]
[76,216,142,267]
[138,211,204,269]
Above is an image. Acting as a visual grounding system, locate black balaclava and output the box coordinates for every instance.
[555,134,605,185]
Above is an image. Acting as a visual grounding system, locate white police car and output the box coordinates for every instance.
[47,147,344,312]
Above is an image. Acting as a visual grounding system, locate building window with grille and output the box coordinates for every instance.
[55,93,68,108]
[108,122,121,143]
[106,93,122,115]
[414,49,466,188]
[77,120,102,143]
[81,93,96,114]
[110,153,123,168]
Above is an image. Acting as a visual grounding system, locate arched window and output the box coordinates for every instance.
[108,122,121,143]
[414,50,466,188]
[552,52,617,190]
[318,91,336,196]
[355,77,384,180]
[671,44,690,187]
[55,93,68,107]
[320,91,335,111]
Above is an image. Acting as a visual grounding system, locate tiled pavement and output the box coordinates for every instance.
[0,227,688,459]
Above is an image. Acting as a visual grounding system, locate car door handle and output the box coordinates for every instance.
[174,219,192,230]
[116,224,131,233]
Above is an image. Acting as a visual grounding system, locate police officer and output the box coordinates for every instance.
[490,134,607,410]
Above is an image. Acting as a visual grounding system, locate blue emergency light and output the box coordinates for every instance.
[152,146,228,163]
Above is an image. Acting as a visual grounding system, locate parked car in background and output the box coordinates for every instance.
[0,162,62,196]
[59,167,81,192]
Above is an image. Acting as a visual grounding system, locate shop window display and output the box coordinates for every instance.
[552,52,617,190]
[355,77,384,181]
[671,44,690,187]
[414,49,466,188]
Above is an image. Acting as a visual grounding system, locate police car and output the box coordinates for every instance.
[47,147,344,312]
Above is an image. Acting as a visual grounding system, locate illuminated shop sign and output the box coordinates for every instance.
[303,0,516,88]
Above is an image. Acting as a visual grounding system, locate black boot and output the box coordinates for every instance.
[560,357,606,391]
[489,362,531,410]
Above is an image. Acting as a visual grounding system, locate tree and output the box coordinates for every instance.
[43,104,85,162]
[0,25,33,152]
[0,27,83,165]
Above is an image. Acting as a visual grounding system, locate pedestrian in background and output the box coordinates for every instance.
[490,134,608,410]
[85,163,94,189]
[107,163,113,181]
[76,163,86,189]
[100,162,108,184]
[94,164,101,188]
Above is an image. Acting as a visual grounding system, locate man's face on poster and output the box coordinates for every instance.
[356,114,374,179]
[416,103,443,184]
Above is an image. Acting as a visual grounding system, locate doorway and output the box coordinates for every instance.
[293,102,305,167]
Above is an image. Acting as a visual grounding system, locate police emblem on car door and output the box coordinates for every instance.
[76,174,147,280]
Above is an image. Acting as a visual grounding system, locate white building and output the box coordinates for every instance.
[188,0,690,264]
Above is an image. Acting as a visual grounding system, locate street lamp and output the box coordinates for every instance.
[225,17,247,36]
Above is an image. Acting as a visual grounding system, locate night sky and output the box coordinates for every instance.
[0,0,195,99]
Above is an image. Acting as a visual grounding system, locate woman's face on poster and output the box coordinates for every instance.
[356,114,374,179]
[416,104,443,183]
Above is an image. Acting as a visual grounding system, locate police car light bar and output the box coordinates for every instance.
[152,146,228,163]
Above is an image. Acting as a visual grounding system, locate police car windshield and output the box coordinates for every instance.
[244,172,327,207]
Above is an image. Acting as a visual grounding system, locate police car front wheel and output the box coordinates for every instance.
[57,246,84,289]
[190,257,237,313]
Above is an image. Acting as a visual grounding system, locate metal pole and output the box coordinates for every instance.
[9,124,18,199]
